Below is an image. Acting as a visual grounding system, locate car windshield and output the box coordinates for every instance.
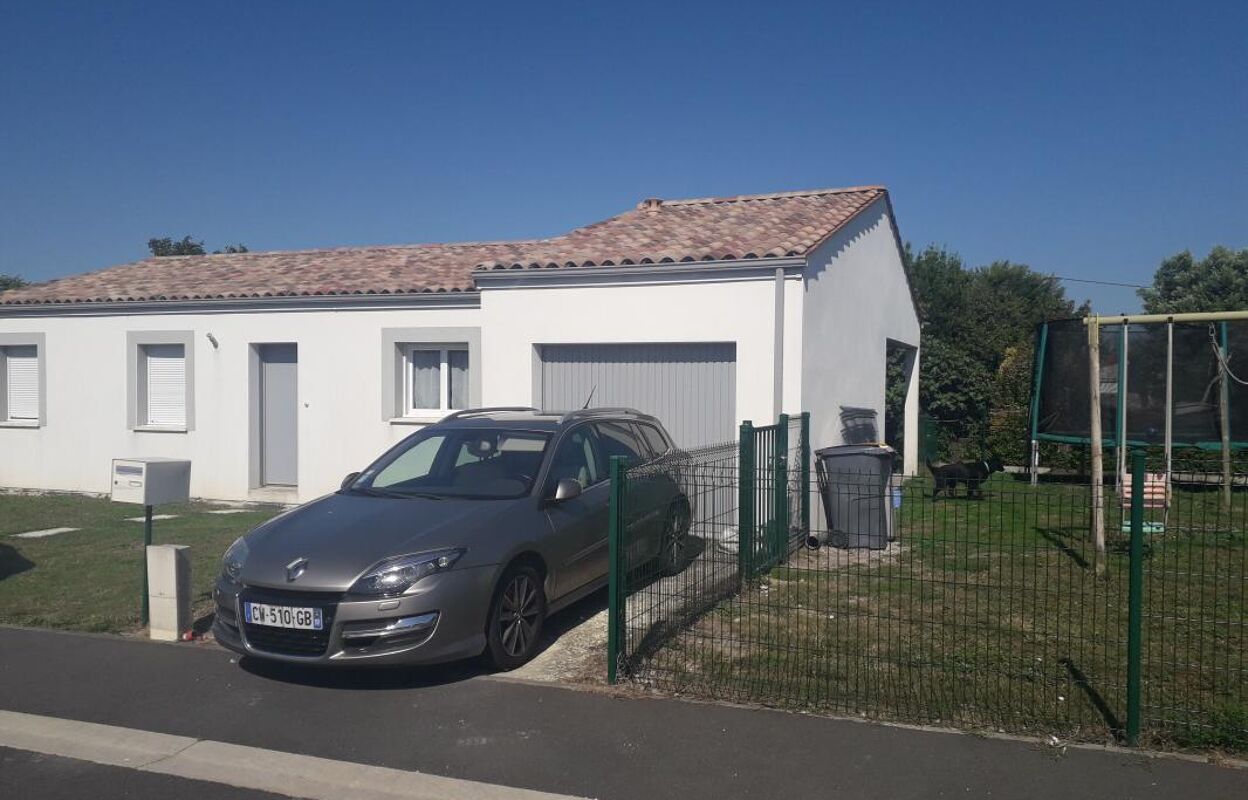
[346,428,550,500]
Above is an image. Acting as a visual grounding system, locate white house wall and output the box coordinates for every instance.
[0,304,481,502]
[480,277,793,434]
[0,236,911,501]
[801,198,921,473]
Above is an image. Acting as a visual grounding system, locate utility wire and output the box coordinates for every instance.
[1049,275,1151,289]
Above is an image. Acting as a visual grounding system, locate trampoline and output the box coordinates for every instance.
[1029,312,1247,548]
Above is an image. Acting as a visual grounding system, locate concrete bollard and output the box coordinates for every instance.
[146,545,191,641]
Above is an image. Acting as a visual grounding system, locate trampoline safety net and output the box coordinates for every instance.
[1033,318,1248,449]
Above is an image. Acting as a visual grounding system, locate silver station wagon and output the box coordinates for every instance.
[213,408,689,669]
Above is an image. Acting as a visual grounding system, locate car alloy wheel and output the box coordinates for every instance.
[486,564,546,670]
[499,573,540,657]
[659,501,690,576]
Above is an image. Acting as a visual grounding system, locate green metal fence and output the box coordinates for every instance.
[608,438,1247,752]
[608,414,807,685]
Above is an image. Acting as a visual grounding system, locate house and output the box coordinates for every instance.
[0,186,920,503]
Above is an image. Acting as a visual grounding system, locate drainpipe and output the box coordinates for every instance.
[774,268,785,421]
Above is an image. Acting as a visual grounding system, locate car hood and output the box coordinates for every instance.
[238,492,524,591]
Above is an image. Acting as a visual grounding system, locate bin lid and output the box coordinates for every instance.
[815,443,894,458]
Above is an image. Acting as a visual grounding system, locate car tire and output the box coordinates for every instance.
[485,563,547,671]
[658,500,691,577]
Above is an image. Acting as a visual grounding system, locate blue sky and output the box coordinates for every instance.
[1,1,1244,313]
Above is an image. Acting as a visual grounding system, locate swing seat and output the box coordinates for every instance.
[1120,472,1169,534]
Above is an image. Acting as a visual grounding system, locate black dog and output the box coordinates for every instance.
[927,458,1004,500]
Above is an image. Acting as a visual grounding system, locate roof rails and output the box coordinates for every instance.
[440,406,539,422]
[560,407,645,422]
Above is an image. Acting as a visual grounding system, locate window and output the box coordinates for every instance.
[141,343,187,427]
[381,328,479,423]
[371,434,445,487]
[594,421,647,468]
[635,423,671,457]
[127,331,194,431]
[1,345,39,424]
[405,346,469,415]
[545,426,603,494]
[352,428,549,499]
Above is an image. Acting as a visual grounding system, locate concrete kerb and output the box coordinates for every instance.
[0,709,589,800]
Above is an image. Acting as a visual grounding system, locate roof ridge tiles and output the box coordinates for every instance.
[656,185,885,208]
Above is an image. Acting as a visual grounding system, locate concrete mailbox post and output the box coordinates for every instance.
[110,458,191,633]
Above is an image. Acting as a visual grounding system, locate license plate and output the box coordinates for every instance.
[243,602,323,630]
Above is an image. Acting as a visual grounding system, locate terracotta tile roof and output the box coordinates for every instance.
[0,186,887,306]
[0,241,539,305]
[475,186,887,271]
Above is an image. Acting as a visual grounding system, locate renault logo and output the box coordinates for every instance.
[285,557,309,582]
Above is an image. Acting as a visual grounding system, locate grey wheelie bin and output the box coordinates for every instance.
[814,444,894,549]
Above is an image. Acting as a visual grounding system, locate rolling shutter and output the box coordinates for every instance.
[144,344,186,426]
[537,343,737,448]
[5,345,39,421]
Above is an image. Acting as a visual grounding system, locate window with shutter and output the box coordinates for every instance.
[143,343,186,426]
[4,345,39,421]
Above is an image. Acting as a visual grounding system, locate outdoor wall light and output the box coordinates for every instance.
[206,332,219,349]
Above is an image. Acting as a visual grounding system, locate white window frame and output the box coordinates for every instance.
[403,345,469,416]
[127,331,195,432]
[140,343,187,428]
[0,334,45,428]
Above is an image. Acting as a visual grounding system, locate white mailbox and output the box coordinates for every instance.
[110,458,192,506]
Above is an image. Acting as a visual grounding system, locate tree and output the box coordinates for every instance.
[904,245,1085,462]
[147,237,250,256]
[0,274,27,292]
[148,236,206,257]
[1138,246,1248,313]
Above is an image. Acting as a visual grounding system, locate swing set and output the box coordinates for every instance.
[1029,311,1248,554]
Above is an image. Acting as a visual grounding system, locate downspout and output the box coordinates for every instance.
[774,267,785,421]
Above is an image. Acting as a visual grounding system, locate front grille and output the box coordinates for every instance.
[239,587,342,657]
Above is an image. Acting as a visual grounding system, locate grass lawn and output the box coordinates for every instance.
[0,493,282,633]
[628,474,1247,753]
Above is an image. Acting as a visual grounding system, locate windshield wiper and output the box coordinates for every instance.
[347,486,405,498]
[393,491,445,500]
[350,486,445,500]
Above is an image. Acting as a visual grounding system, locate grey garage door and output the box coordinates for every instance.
[537,343,736,448]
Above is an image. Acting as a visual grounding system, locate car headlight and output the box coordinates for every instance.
[222,536,249,582]
[350,549,464,597]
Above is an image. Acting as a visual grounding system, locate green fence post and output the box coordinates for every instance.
[738,421,755,583]
[141,504,152,626]
[800,412,811,538]
[1126,448,1146,745]
[607,455,625,684]
[775,414,789,564]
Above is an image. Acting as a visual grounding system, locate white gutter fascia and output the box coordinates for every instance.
[0,257,812,317]
[472,257,807,290]
[0,291,481,318]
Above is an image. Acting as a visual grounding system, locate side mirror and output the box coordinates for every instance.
[553,478,583,502]
[340,471,361,490]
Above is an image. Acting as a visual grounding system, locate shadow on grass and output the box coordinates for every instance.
[618,535,740,674]
[1060,657,1123,741]
[0,544,34,582]
[1036,527,1090,570]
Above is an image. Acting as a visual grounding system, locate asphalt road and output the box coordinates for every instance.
[0,746,286,800]
[0,626,1244,799]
